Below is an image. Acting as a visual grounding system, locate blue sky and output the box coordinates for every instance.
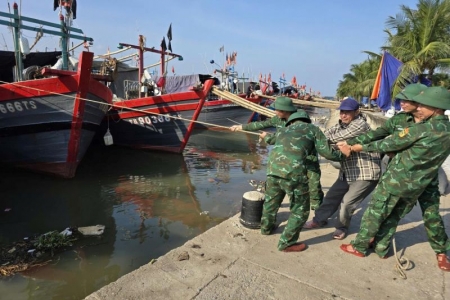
[1,0,418,96]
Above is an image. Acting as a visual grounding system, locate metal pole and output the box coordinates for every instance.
[12,3,23,81]
[60,13,68,70]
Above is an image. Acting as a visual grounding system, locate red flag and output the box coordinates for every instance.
[171,66,175,74]
[267,72,272,83]
[291,76,297,86]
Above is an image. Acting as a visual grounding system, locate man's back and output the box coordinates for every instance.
[364,115,450,198]
[267,122,341,179]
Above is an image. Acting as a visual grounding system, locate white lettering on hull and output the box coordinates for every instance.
[126,114,177,125]
[0,101,37,114]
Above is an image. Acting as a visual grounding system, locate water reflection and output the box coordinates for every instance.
[0,136,268,300]
[0,106,328,299]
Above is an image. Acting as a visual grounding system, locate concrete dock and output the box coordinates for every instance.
[86,162,450,300]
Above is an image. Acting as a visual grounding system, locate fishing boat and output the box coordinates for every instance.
[0,2,113,178]
[96,32,270,153]
[98,54,217,153]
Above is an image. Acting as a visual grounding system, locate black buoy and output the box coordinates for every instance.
[239,191,265,229]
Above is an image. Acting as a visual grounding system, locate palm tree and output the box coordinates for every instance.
[384,0,450,94]
[336,56,381,100]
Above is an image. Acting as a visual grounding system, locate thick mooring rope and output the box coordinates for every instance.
[0,80,261,136]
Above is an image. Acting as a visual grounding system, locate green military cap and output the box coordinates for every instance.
[395,83,428,100]
[269,96,297,112]
[412,86,450,110]
[286,109,312,126]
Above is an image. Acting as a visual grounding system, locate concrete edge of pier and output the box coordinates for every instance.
[86,162,450,300]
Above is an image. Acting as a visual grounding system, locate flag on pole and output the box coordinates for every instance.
[219,45,224,52]
[168,41,172,52]
[291,76,297,86]
[167,23,172,41]
[231,51,237,65]
[161,37,167,52]
[172,66,175,74]
[370,51,403,111]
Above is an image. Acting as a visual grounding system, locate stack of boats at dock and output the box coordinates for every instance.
[0,2,277,179]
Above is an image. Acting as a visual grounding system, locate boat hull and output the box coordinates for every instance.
[0,52,112,178]
[103,109,191,153]
[194,98,263,129]
[101,96,263,153]
[99,78,216,153]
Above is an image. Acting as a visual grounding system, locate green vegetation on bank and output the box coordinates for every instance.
[337,0,450,100]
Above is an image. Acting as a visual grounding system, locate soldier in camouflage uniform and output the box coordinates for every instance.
[230,98,324,210]
[342,84,449,267]
[259,108,346,252]
[339,86,450,271]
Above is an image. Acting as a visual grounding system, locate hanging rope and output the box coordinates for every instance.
[0,79,261,136]
[28,26,43,51]
[392,236,412,279]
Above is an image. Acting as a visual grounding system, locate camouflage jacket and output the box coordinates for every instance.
[265,120,344,180]
[347,112,415,145]
[361,115,450,198]
[242,116,285,131]
[245,116,319,164]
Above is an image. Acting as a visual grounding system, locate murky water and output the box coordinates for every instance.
[0,107,328,300]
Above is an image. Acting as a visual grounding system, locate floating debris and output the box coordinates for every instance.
[0,229,77,277]
[77,225,105,236]
[60,228,73,237]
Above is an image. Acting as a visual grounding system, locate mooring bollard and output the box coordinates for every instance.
[239,191,265,229]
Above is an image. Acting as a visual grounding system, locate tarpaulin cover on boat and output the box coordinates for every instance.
[105,62,219,99]
[0,51,61,83]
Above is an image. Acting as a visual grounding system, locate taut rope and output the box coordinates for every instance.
[211,87,276,118]
[0,80,261,136]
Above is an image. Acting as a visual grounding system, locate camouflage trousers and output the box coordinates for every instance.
[417,180,450,254]
[307,162,324,210]
[351,181,417,256]
[260,175,310,251]
[352,180,450,256]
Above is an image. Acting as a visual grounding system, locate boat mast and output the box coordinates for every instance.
[12,3,23,81]
[119,36,183,92]
[57,0,75,70]
[0,1,93,76]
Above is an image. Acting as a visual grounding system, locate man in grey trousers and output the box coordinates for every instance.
[303,98,381,239]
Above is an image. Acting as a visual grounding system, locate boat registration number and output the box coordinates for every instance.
[0,101,37,114]
[127,114,175,125]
